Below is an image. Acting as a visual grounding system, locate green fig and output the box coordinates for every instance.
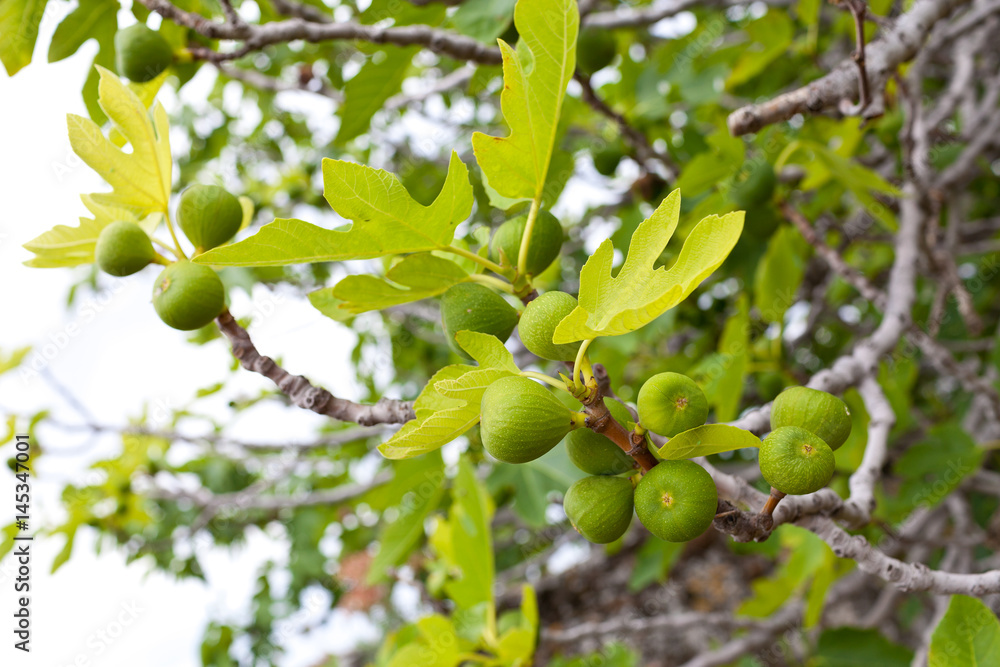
[770,387,852,450]
[593,143,625,177]
[114,24,174,83]
[635,460,718,543]
[759,426,835,495]
[518,291,582,361]
[637,372,709,438]
[577,28,617,75]
[564,476,634,544]
[566,399,636,476]
[480,376,586,464]
[728,161,776,210]
[95,221,155,276]
[152,261,225,331]
[440,283,519,359]
[178,185,244,252]
[490,210,563,276]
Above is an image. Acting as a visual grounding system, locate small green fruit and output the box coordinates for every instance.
[490,211,563,276]
[152,261,225,331]
[637,373,709,437]
[95,221,155,276]
[728,161,776,210]
[480,376,585,464]
[577,28,617,75]
[114,24,174,83]
[566,399,636,476]
[759,426,835,495]
[635,460,718,542]
[564,476,634,544]
[178,185,244,252]
[770,387,852,450]
[518,291,582,361]
[440,283,519,359]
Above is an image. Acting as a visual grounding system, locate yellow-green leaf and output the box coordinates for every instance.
[471,0,578,201]
[327,253,469,314]
[553,189,744,343]
[928,595,1000,666]
[655,424,760,460]
[0,0,48,75]
[197,151,474,267]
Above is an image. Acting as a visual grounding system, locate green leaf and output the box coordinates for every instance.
[738,525,830,617]
[487,445,582,526]
[197,151,473,267]
[928,596,1000,667]
[815,628,913,667]
[48,0,117,63]
[437,457,495,610]
[553,190,744,343]
[449,0,517,43]
[654,424,760,460]
[0,346,30,377]
[471,0,578,200]
[726,12,794,88]
[326,253,469,314]
[754,226,808,323]
[0,0,48,75]
[713,296,750,422]
[378,332,518,459]
[336,47,417,144]
[628,539,684,592]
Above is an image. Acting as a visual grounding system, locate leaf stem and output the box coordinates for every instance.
[443,245,508,276]
[163,211,188,260]
[517,198,540,278]
[466,273,515,294]
[520,371,570,393]
[773,139,801,174]
[572,338,594,390]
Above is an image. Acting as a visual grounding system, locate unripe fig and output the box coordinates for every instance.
[114,24,173,83]
[728,161,776,210]
[479,376,586,464]
[490,210,563,276]
[440,283,519,359]
[635,460,718,543]
[563,476,634,544]
[770,387,852,450]
[577,28,617,75]
[637,373,709,438]
[566,399,636,476]
[593,144,625,177]
[759,426,835,495]
[518,291,582,361]
[95,221,155,276]
[152,261,225,330]
[178,185,243,252]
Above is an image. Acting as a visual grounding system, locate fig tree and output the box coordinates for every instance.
[178,185,244,252]
[518,291,582,361]
[563,476,634,544]
[770,387,852,450]
[635,460,718,543]
[758,426,835,495]
[577,28,616,75]
[114,24,173,83]
[440,283,519,359]
[565,399,636,476]
[152,261,225,331]
[490,210,563,276]
[95,221,155,277]
[637,372,709,438]
[479,376,586,464]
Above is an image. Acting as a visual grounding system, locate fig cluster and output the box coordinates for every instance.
[92,183,242,331]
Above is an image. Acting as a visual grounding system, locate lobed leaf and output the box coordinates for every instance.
[325,253,469,314]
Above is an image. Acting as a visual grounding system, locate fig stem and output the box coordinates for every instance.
[519,371,570,394]
[584,394,658,472]
[759,488,786,520]
[516,198,540,278]
[152,252,172,266]
[443,245,509,277]
[466,273,515,294]
[572,338,594,391]
[163,211,188,260]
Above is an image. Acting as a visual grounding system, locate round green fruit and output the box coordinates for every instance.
[759,426,835,495]
[577,28,617,75]
[593,144,625,177]
[114,24,174,83]
[178,185,243,252]
[566,399,636,476]
[490,210,563,276]
[518,291,581,361]
[770,386,852,450]
[728,161,776,210]
[479,376,585,464]
[440,283,519,359]
[564,476,634,544]
[637,372,709,438]
[635,460,718,543]
[95,221,155,277]
[152,261,225,331]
